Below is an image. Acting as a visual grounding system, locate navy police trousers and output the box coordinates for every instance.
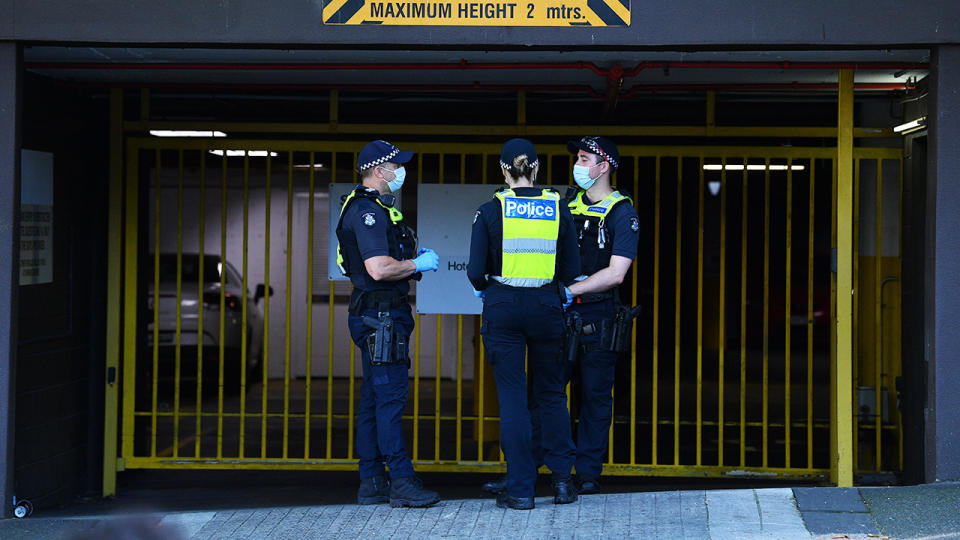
[481,284,575,498]
[348,303,416,481]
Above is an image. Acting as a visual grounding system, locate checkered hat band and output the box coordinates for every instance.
[584,141,617,168]
[500,159,539,170]
[358,147,399,171]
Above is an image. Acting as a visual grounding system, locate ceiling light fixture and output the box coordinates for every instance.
[703,164,805,171]
[208,150,278,157]
[893,117,926,135]
[150,130,226,137]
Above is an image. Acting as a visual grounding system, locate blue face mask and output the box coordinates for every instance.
[572,163,601,190]
[382,166,406,192]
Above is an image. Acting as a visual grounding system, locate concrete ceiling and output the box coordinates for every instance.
[24,46,929,94]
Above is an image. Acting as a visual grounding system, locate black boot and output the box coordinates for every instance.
[496,492,535,510]
[552,476,578,504]
[481,475,507,495]
[389,476,440,508]
[577,475,602,495]
[357,475,391,505]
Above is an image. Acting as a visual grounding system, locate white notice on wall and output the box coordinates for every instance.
[417,184,501,314]
[20,150,54,285]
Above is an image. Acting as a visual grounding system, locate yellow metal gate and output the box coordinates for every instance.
[104,135,902,487]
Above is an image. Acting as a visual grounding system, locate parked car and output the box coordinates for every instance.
[142,253,272,396]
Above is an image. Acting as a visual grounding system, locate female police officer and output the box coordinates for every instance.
[466,138,581,509]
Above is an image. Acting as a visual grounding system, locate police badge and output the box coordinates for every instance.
[630,217,639,232]
[362,212,376,227]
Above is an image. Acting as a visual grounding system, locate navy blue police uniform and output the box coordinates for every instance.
[567,187,640,481]
[336,187,418,482]
[467,185,581,502]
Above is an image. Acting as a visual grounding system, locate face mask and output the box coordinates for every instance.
[382,166,406,192]
[573,163,601,190]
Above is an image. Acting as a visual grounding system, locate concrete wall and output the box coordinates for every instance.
[1,0,958,47]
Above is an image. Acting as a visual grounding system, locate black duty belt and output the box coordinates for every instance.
[349,289,409,315]
[575,290,617,304]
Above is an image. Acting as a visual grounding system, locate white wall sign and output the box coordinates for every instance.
[417,184,501,314]
[20,149,54,285]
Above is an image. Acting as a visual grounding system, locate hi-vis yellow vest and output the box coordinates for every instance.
[567,190,631,221]
[336,187,405,276]
[492,188,560,288]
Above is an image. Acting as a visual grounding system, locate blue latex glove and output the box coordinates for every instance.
[473,288,485,299]
[412,248,439,272]
[562,286,574,309]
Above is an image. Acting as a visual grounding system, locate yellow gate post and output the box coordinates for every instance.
[832,69,855,486]
[102,88,123,497]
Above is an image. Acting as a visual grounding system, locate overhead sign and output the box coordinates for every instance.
[322,0,630,26]
[416,184,501,315]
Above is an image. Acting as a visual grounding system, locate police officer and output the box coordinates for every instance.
[335,140,441,508]
[564,136,639,494]
[467,138,581,510]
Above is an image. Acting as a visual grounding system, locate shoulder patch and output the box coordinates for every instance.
[473,210,481,224]
[362,212,377,227]
[630,217,639,232]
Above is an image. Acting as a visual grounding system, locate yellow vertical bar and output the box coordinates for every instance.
[173,150,184,458]
[630,156,639,465]
[807,161,816,469]
[151,149,161,458]
[261,154,272,458]
[674,157,682,466]
[874,160,883,471]
[762,158,770,469]
[217,153,228,459]
[283,151,294,459]
[696,156,704,466]
[326,280,335,459]
[435,315,442,461]
[414,312,421,460]
[240,153,250,458]
[457,315,463,462]
[718,157,727,466]
[348,334,355,459]
[830,158,838,478]
[120,141,140,463]
[850,158,863,472]
[103,88,122,496]
[833,68,856,487]
[739,162,748,468]
[195,151,205,458]
[785,158,793,468]
[651,157,661,465]
[305,152,315,460]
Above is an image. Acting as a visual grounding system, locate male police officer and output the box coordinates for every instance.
[565,136,640,494]
[335,140,441,507]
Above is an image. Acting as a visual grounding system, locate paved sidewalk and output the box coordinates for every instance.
[3,483,959,539]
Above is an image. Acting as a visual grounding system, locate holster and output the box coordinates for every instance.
[362,302,408,365]
[563,310,584,364]
[582,304,643,353]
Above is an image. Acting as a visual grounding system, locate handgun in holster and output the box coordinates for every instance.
[563,310,584,364]
[363,302,406,365]
[606,304,643,353]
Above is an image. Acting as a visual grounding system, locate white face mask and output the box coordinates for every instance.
[572,163,602,190]
[381,166,406,192]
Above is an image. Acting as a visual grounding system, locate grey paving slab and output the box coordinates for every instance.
[707,488,763,539]
[418,500,448,537]
[332,503,378,537]
[243,507,292,538]
[756,488,810,536]
[602,492,634,537]
[680,490,709,538]
[652,491,684,539]
[860,482,960,540]
[260,506,310,540]
[497,497,533,536]
[190,510,234,539]
[209,509,256,539]
[550,495,582,539]
[801,511,878,536]
[793,487,868,512]
[428,499,463,536]
[355,502,400,537]
[467,499,505,538]
[521,498,556,539]
[309,504,350,536]
[448,498,484,538]
[157,511,217,539]
[231,508,273,538]
[389,504,429,539]
[628,491,657,539]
